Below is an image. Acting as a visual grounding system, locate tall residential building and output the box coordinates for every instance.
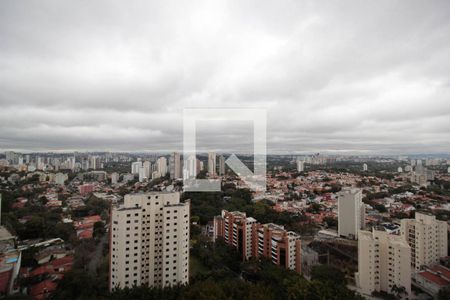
[296,160,304,172]
[131,161,142,175]
[208,152,216,176]
[218,155,225,176]
[109,192,190,290]
[143,161,151,180]
[5,151,17,164]
[337,187,365,240]
[37,156,43,170]
[68,156,76,171]
[214,210,256,260]
[400,212,448,273]
[183,155,197,180]
[89,156,98,170]
[169,152,181,179]
[254,223,302,273]
[157,157,168,177]
[138,166,147,182]
[363,163,368,172]
[213,210,302,274]
[111,172,120,184]
[356,229,411,297]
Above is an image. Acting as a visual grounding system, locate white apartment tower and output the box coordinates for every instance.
[110,192,190,290]
[356,229,411,297]
[138,166,147,182]
[143,161,151,180]
[131,161,142,175]
[400,212,448,273]
[111,172,120,184]
[157,157,168,177]
[208,152,216,176]
[183,155,197,180]
[337,187,365,240]
[296,160,304,172]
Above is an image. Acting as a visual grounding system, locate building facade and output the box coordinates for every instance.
[213,210,302,273]
[213,210,256,260]
[218,155,225,176]
[109,192,190,290]
[337,187,365,239]
[400,212,448,273]
[169,152,181,179]
[208,152,216,176]
[254,223,302,273]
[356,229,412,298]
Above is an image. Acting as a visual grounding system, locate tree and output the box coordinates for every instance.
[93,221,105,239]
[438,286,450,300]
[323,216,337,228]
[374,203,387,213]
[391,285,406,299]
[310,265,346,286]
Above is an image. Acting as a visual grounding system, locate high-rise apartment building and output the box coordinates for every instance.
[138,166,147,182]
[111,172,120,184]
[131,161,142,175]
[169,152,181,179]
[296,160,304,172]
[213,210,302,273]
[363,163,368,172]
[400,212,448,273]
[89,156,99,170]
[214,210,256,260]
[356,229,412,297]
[157,157,168,177]
[208,152,216,176]
[337,188,365,239]
[254,223,302,273]
[218,155,225,176]
[109,192,190,290]
[143,161,151,180]
[183,155,197,180]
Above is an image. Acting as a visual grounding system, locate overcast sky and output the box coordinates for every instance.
[1,1,450,154]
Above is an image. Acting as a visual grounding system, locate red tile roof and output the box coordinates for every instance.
[418,270,450,287]
[0,270,12,294]
[78,229,93,239]
[30,256,74,277]
[50,256,74,270]
[30,279,58,300]
[429,265,450,279]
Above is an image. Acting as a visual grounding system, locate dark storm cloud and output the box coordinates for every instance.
[1,0,450,154]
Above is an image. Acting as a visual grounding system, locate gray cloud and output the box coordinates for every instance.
[1,0,450,154]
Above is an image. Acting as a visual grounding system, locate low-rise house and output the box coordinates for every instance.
[414,265,450,298]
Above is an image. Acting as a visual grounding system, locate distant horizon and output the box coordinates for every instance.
[1,148,450,158]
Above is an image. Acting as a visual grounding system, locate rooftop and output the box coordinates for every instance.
[0,226,14,242]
